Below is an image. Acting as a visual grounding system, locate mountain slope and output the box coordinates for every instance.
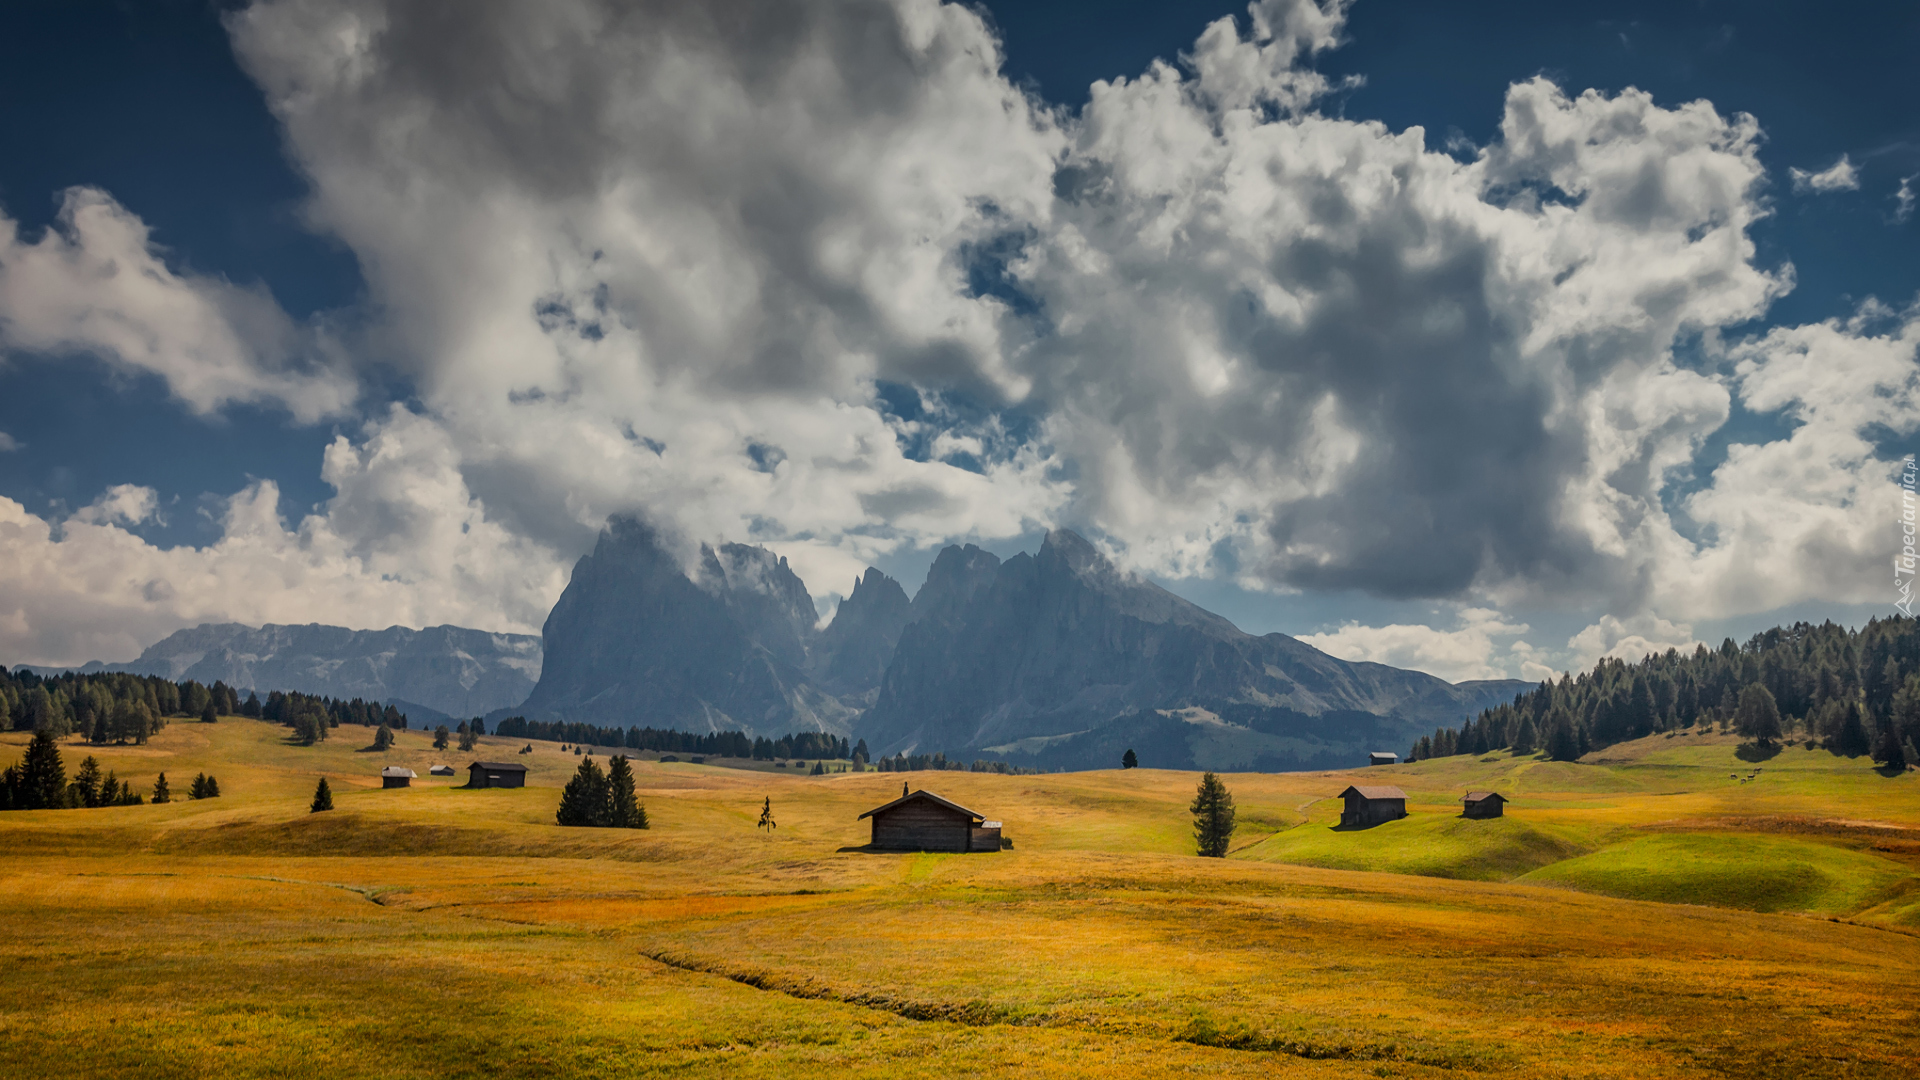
[860,530,1531,770]
[515,516,863,735]
[41,622,542,720]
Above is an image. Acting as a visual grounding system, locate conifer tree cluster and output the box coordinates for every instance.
[1190,772,1235,858]
[1408,617,1920,766]
[0,741,147,810]
[188,773,222,799]
[555,755,649,829]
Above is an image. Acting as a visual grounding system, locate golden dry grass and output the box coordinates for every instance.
[2,719,1917,1078]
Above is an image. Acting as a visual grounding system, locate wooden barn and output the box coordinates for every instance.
[857,789,1002,853]
[466,761,528,788]
[1369,751,1399,766]
[428,764,455,776]
[1461,791,1507,818]
[380,766,416,789]
[1338,784,1407,827]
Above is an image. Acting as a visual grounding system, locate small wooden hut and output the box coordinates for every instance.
[428,764,455,776]
[380,766,417,789]
[466,761,528,788]
[1369,751,1399,766]
[1461,791,1507,819]
[857,789,1001,853]
[1337,784,1407,827]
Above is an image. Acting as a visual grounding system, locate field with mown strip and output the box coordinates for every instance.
[2,719,1917,1078]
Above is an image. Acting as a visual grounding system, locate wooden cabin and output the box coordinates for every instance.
[1461,791,1507,819]
[380,766,417,789]
[857,789,1001,853]
[466,761,528,788]
[1369,751,1399,766]
[428,764,455,776]
[1337,784,1407,827]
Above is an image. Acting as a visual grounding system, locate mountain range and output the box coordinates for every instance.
[29,623,542,722]
[514,516,1530,770]
[24,517,1531,770]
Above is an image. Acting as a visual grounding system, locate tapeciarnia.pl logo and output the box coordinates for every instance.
[1898,454,1917,617]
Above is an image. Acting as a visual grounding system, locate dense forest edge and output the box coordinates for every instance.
[1408,616,1920,769]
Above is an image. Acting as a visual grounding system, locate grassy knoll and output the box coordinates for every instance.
[2,720,1918,1078]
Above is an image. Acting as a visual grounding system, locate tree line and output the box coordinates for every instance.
[874,750,1035,775]
[0,729,220,810]
[1408,616,1920,766]
[492,716,857,762]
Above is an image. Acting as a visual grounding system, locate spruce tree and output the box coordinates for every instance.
[100,772,121,806]
[310,777,334,812]
[433,725,450,750]
[201,701,218,724]
[1873,727,1907,771]
[1545,716,1581,762]
[607,755,649,829]
[1122,748,1139,769]
[556,758,609,827]
[189,773,209,800]
[151,772,171,804]
[21,728,66,810]
[1190,772,1236,857]
[74,755,103,808]
[1831,701,1872,758]
[205,775,220,798]
[758,796,776,834]
[374,724,394,751]
[1511,715,1538,755]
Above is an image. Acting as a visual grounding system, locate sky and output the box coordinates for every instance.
[0,0,1915,682]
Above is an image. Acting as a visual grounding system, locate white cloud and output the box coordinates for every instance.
[1897,174,1917,223]
[1789,155,1860,194]
[1566,612,1701,670]
[1299,607,1539,683]
[70,484,163,528]
[0,188,357,421]
[0,431,19,452]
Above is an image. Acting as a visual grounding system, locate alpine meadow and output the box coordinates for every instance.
[3,0,1919,1076]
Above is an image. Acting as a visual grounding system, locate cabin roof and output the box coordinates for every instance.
[467,761,529,772]
[1338,785,1407,801]
[857,789,986,824]
[380,767,417,778]
[1462,791,1507,803]
[1369,751,1399,758]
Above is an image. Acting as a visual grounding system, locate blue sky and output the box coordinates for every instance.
[0,0,1914,676]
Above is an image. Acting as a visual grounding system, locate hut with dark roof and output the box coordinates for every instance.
[1369,751,1399,766]
[466,761,528,788]
[381,766,417,789]
[1337,784,1407,827]
[857,789,1001,853]
[1461,791,1507,819]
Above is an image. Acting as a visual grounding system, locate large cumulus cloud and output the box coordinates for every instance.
[1,0,1913,675]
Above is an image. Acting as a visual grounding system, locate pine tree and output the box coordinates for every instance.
[374,724,394,751]
[21,728,66,810]
[1873,727,1907,771]
[310,777,333,812]
[1190,772,1236,857]
[73,755,103,808]
[201,701,218,724]
[205,775,220,798]
[152,772,171,805]
[1831,701,1872,758]
[1122,748,1139,769]
[758,796,776,835]
[433,725,450,750]
[1546,716,1581,762]
[1511,716,1538,756]
[189,773,209,800]
[556,758,609,827]
[99,772,121,806]
[607,755,649,829]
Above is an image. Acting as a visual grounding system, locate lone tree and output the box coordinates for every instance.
[1122,748,1139,769]
[757,796,776,835]
[1190,772,1236,858]
[373,724,394,751]
[201,701,218,724]
[310,777,334,813]
[1734,685,1783,749]
[151,772,171,805]
[433,725,450,750]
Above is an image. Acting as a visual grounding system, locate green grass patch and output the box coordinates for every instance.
[1235,812,1594,880]
[1518,832,1910,913]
